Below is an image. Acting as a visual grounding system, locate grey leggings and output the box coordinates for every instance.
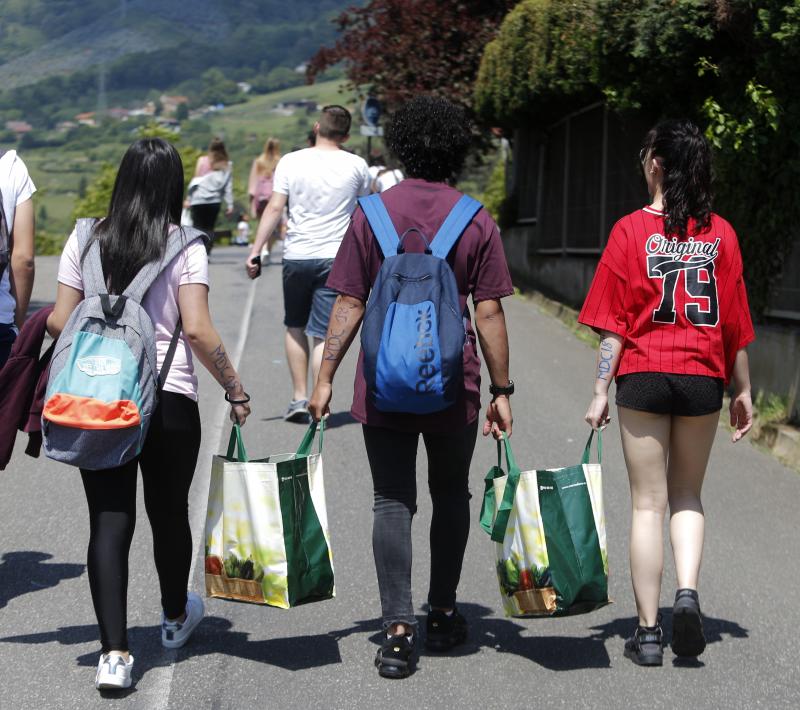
[362,421,479,629]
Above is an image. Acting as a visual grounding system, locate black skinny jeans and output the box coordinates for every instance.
[190,203,221,254]
[362,421,479,630]
[80,392,201,653]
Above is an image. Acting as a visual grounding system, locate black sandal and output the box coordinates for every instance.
[374,634,414,679]
[671,588,706,657]
[624,615,664,666]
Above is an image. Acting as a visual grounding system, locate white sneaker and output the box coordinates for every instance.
[161,591,205,649]
[95,653,133,690]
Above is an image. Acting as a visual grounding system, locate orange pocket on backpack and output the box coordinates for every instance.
[43,394,142,430]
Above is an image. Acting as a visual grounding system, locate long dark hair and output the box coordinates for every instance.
[90,138,184,294]
[641,119,712,239]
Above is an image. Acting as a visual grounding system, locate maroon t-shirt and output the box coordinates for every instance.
[327,178,514,433]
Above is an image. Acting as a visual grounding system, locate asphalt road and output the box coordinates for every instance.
[1,246,798,709]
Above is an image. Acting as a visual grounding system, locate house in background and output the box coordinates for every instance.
[5,120,33,138]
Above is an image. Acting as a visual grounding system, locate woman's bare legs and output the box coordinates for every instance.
[667,412,718,590]
[619,407,671,628]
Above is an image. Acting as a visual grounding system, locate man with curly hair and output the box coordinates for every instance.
[309,96,514,679]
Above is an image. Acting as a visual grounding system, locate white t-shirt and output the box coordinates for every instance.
[368,165,404,193]
[273,148,371,260]
[57,228,209,401]
[236,220,250,242]
[1,150,37,325]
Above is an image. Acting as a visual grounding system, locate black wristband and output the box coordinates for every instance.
[489,380,515,399]
[225,391,251,404]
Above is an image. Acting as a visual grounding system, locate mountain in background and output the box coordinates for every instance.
[0,0,350,126]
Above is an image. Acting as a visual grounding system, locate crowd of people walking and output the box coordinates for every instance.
[0,97,755,690]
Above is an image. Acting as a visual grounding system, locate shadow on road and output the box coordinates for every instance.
[589,608,749,668]
[589,608,749,645]
[0,615,342,686]
[259,411,357,429]
[0,551,84,610]
[451,602,612,670]
[327,603,612,671]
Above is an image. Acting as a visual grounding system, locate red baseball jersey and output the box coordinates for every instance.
[578,206,755,383]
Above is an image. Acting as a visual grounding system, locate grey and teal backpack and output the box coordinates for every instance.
[43,218,205,469]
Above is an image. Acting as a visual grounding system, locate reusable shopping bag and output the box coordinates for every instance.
[204,421,334,608]
[480,432,609,617]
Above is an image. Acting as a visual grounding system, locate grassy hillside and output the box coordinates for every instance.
[0,0,347,90]
[23,80,371,241]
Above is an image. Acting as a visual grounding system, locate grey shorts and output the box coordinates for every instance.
[282,258,337,339]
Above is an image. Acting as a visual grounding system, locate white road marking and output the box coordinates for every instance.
[144,274,258,710]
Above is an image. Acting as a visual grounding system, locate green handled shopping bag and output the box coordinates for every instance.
[204,421,334,608]
[480,431,609,617]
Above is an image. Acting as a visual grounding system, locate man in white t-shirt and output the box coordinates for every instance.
[0,149,36,368]
[246,105,370,421]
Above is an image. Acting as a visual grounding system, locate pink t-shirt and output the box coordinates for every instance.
[57,228,210,401]
[196,155,212,177]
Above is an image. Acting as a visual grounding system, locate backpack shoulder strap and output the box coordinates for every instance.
[76,218,107,297]
[358,194,399,258]
[430,194,482,260]
[122,227,196,303]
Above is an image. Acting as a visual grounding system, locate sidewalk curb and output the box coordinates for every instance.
[518,289,800,473]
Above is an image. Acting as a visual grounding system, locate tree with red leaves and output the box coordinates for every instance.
[307,0,517,109]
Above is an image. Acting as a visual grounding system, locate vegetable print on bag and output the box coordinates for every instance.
[204,421,334,608]
[480,432,610,617]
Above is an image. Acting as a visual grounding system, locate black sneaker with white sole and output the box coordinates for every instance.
[671,588,706,658]
[425,608,468,652]
[374,634,414,679]
[624,617,664,666]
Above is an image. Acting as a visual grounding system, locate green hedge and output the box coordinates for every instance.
[475,0,800,317]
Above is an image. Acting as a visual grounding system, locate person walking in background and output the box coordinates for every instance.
[46,138,251,691]
[580,119,754,667]
[246,105,371,423]
[187,137,233,254]
[308,97,515,679]
[368,152,404,193]
[0,148,36,368]
[234,212,250,246]
[248,137,283,262]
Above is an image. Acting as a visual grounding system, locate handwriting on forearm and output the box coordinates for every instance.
[597,338,614,381]
[323,328,346,362]
[210,343,240,392]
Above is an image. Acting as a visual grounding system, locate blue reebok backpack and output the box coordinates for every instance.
[359,192,482,414]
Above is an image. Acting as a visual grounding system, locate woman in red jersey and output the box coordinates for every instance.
[579,119,754,667]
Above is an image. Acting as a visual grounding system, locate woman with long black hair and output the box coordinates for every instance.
[579,119,755,666]
[47,138,251,690]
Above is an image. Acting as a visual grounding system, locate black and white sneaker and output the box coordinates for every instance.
[624,616,664,666]
[671,588,706,658]
[162,592,205,649]
[284,399,310,423]
[425,608,468,652]
[374,634,415,679]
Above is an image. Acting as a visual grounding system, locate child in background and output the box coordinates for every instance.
[235,213,250,246]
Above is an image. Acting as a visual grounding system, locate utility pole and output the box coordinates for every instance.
[97,63,108,118]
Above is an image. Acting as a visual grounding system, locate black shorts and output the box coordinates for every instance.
[282,258,338,339]
[615,372,724,416]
